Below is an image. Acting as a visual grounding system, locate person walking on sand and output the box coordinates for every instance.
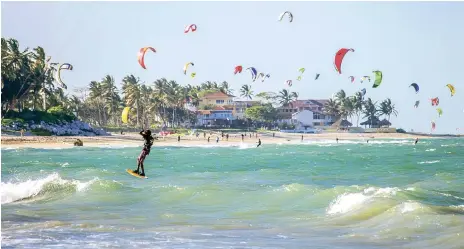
[257,139,262,148]
[204,132,206,139]
[216,136,219,143]
[226,134,229,141]
[301,135,304,141]
[273,133,275,138]
[207,136,210,143]
[178,135,181,142]
[241,134,244,141]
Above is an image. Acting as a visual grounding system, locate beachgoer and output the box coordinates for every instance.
[336,137,339,143]
[132,129,154,176]
[257,139,262,148]
[216,136,219,143]
[273,133,275,138]
[255,133,258,138]
[249,133,251,138]
[414,138,419,145]
[367,140,369,143]
[178,135,181,142]
[301,135,303,141]
[203,132,206,138]
[226,134,229,141]
[241,134,244,141]
[74,138,83,146]
[208,136,210,143]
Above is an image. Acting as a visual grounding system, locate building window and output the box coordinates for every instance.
[313,113,325,120]
[216,100,224,104]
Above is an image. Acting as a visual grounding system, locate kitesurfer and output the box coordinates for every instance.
[132,129,154,176]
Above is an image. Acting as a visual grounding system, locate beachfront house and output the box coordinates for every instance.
[196,106,235,127]
[277,99,335,127]
[198,91,235,107]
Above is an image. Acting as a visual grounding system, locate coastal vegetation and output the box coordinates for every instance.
[2,37,398,131]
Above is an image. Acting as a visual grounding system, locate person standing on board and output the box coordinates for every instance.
[132,129,154,176]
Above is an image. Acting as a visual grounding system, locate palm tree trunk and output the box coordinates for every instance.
[136,99,140,129]
[42,89,46,111]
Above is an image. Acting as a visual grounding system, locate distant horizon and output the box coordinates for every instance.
[2,1,463,134]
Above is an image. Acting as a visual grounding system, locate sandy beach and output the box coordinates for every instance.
[1,131,437,149]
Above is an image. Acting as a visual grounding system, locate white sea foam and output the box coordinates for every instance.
[418,160,440,164]
[303,139,412,146]
[327,187,399,215]
[400,201,423,213]
[1,173,97,204]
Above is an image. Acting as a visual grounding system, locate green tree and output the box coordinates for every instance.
[240,84,254,100]
[379,98,398,123]
[245,103,278,123]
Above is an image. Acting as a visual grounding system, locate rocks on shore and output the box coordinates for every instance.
[1,120,110,136]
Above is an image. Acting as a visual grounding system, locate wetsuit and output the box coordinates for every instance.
[135,131,154,175]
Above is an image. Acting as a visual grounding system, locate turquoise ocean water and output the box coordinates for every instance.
[2,138,464,248]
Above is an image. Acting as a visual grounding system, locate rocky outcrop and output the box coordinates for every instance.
[1,120,110,136]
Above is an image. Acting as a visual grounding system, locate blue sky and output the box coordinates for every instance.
[2,1,463,134]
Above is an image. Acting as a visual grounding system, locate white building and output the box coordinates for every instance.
[292,110,314,129]
[278,99,335,127]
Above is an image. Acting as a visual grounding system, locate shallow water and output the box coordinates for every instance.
[2,139,464,248]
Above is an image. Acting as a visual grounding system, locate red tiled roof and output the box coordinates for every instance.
[203,91,235,99]
[197,110,211,115]
[213,106,225,110]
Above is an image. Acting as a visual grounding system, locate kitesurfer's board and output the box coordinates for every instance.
[126,169,148,179]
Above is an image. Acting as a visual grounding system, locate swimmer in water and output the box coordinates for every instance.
[414,138,419,145]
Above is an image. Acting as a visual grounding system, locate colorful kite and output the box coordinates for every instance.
[137,47,156,69]
[278,11,293,22]
[410,83,419,93]
[234,65,243,74]
[446,84,455,96]
[184,24,197,33]
[183,62,194,75]
[56,63,73,89]
[334,48,355,74]
[372,71,383,88]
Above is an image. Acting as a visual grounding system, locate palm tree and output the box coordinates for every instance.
[277,89,297,107]
[101,75,120,126]
[219,81,233,95]
[341,96,355,122]
[89,80,106,125]
[335,89,346,105]
[352,91,364,127]
[323,98,340,120]
[362,98,380,128]
[240,84,254,100]
[122,75,141,127]
[379,98,398,123]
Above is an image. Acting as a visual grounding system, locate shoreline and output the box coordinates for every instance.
[1,132,449,149]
